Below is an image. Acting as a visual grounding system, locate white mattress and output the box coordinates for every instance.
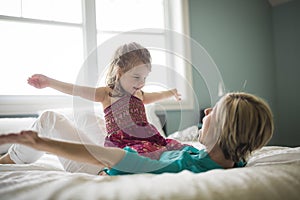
[1,146,300,200]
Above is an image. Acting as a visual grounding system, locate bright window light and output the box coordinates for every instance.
[0,21,83,95]
[0,0,192,114]
[96,0,164,31]
[0,0,82,23]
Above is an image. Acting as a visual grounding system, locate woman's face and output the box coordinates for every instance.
[198,107,215,146]
[119,62,150,95]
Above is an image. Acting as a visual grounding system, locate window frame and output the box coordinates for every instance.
[0,0,193,115]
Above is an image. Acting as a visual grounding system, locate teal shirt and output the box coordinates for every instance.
[105,146,245,176]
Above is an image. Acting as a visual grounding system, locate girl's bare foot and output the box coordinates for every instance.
[0,153,15,164]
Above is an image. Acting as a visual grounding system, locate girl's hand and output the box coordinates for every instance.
[27,74,50,89]
[0,130,40,147]
[171,88,182,101]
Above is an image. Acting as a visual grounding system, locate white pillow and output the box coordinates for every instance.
[145,104,166,137]
[246,146,300,166]
[167,125,199,142]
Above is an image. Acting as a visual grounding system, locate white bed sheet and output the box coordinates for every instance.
[1,146,300,200]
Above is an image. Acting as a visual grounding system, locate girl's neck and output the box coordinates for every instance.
[109,88,130,98]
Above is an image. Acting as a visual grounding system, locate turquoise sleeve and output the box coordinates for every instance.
[105,147,180,175]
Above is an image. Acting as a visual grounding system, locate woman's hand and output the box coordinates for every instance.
[0,130,40,147]
[27,74,51,89]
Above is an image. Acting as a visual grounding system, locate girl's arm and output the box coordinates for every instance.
[142,88,181,104]
[0,131,125,168]
[28,74,107,102]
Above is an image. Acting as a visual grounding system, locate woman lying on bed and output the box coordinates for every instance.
[0,92,274,175]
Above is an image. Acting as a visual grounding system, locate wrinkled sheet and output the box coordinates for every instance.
[0,146,300,200]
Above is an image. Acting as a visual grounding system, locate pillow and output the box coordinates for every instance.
[145,104,166,137]
[246,146,300,167]
[167,125,199,142]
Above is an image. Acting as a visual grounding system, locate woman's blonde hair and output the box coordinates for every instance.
[105,42,151,96]
[215,92,274,162]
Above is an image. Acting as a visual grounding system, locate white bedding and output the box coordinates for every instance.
[1,146,300,200]
[1,114,300,200]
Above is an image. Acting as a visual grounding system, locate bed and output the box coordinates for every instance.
[0,106,300,200]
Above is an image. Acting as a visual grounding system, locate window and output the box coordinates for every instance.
[0,0,83,115]
[94,0,193,110]
[0,0,83,96]
[0,0,192,115]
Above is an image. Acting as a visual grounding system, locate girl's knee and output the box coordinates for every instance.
[39,110,62,121]
[34,111,67,132]
[39,110,68,125]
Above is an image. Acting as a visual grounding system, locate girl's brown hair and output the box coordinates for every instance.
[106,42,151,97]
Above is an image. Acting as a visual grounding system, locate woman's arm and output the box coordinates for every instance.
[142,88,181,104]
[28,74,107,102]
[0,131,125,168]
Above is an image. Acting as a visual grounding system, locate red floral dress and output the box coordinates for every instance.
[104,95,186,160]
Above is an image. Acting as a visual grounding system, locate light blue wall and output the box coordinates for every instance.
[166,0,300,147]
[272,0,300,146]
[190,0,276,102]
[166,0,278,142]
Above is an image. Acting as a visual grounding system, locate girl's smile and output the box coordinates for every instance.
[119,63,150,95]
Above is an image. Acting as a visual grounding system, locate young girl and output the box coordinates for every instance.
[27,42,185,160]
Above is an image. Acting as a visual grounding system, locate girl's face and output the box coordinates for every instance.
[119,62,150,95]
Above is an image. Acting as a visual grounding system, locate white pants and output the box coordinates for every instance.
[8,111,104,175]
